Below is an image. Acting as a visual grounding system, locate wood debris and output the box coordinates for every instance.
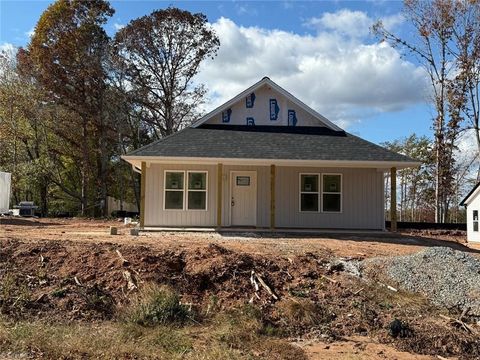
[116,249,129,266]
[123,270,137,291]
[250,270,278,300]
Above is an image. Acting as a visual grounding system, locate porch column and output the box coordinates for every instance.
[390,167,397,232]
[270,164,276,229]
[217,163,223,228]
[140,161,146,229]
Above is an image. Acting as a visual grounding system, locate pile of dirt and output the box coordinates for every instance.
[1,238,479,358]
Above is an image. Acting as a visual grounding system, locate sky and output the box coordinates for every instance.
[0,0,442,145]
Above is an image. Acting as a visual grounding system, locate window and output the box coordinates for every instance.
[187,172,207,210]
[322,174,341,212]
[164,171,208,210]
[474,210,479,232]
[300,174,319,212]
[165,171,184,209]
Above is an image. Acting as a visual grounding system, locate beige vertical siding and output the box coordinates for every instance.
[145,163,384,229]
[467,194,480,242]
[275,167,384,229]
[144,163,217,227]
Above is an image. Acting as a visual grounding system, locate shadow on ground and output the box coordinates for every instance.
[0,218,63,227]
[218,231,479,254]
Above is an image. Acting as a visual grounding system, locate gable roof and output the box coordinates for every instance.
[124,125,420,169]
[460,182,480,206]
[191,77,343,131]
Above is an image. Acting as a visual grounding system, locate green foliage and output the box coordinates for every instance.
[123,284,191,326]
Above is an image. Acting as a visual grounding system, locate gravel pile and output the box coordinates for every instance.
[367,247,480,316]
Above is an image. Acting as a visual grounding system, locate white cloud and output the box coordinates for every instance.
[195,13,427,129]
[113,22,125,31]
[304,9,404,38]
[25,27,35,38]
[0,43,16,56]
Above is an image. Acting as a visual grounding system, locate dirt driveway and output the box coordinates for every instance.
[0,217,476,259]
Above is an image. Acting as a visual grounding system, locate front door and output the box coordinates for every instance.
[231,171,257,226]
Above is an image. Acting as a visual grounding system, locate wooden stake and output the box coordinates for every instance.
[390,167,397,232]
[217,163,223,228]
[140,161,146,229]
[270,164,276,229]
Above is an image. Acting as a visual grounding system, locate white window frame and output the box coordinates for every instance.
[187,171,208,211]
[473,210,479,232]
[299,173,320,213]
[321,173,342,213]
[163,170,186,211]
[163,170,208,211]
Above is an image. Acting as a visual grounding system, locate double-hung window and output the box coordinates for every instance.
[322,174,342,212]
[300,174,319,212]
[474,210,479,232]
[299,173,342,213]
[164,171,208,210]
[187,171,207,210]
[164,171,185,210]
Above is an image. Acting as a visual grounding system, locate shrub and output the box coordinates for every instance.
[123,284,190,326]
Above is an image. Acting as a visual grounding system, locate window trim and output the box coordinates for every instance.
[163,170,186,211]
[163,170,209,211]
[473,210,479,232]
[299,173,320,213]
[187,171,208,211]
[321,173,342,213]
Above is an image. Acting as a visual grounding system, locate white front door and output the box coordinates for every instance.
[231,171,257,226]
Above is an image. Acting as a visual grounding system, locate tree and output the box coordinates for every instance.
[373,0,480,222]
[111,7,220,138]
[20,0,115,215]
[383,135,435,222]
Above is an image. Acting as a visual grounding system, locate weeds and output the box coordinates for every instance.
[123,283,191,326]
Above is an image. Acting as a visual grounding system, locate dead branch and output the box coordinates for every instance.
[255,273,279,300]
[439,314,476,334]
[123,270,137,291]
[116,249,130,266]
[321,274,338,284]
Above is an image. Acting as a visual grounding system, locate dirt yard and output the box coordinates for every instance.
[0,217,478,360]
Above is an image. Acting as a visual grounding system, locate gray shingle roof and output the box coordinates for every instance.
[127,125,416,163]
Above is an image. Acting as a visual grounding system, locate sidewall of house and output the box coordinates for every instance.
[466,195,480,242]
[145,164,384,230]
[275,167,385,230]
[145,163,217,227]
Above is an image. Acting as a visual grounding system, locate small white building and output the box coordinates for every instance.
[0,171,12,214]
[461,183,480,243]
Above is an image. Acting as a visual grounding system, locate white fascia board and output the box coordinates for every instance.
[191,77,342,131]
[462,186,480,206]
[121,155,421,171]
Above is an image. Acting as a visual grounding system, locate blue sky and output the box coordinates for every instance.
[0,0,434,145]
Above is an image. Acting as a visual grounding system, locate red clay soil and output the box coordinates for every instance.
[0,218,479,359]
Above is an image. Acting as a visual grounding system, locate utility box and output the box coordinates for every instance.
[0,172,11,214]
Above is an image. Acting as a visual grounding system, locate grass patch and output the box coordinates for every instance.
[122,283,192,326]
[212,304,263,348]
[278,299,334,327]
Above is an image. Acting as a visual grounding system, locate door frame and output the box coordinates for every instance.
[229,170,257,227]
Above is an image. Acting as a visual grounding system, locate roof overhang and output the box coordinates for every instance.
[122,155,421,173]
[460,182,480,207]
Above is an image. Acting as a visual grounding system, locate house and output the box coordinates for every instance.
[122,77,419,231]
[0,171,11,214]
[460,183,480,243]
